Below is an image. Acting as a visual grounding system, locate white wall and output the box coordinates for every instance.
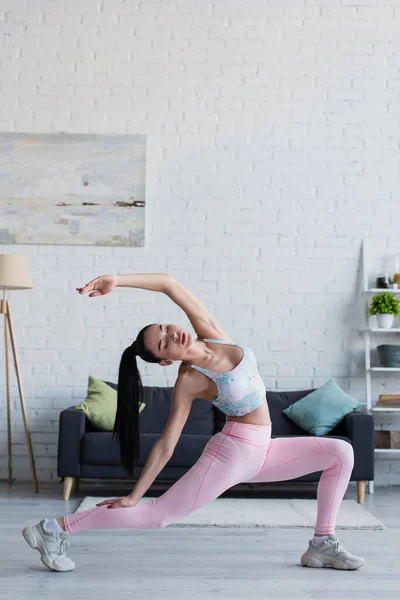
[1,0,400,485]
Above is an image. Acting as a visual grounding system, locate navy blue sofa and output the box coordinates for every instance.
[57,385,374,504]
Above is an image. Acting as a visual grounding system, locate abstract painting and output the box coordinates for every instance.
[0,132,146,246]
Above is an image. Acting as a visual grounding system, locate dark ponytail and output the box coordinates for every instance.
[112,324,160,477]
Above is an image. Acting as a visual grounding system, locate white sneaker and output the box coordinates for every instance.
[301,534,364,570]
[22,519,75,572]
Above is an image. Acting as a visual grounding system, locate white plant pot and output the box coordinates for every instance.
[376,314,394,329]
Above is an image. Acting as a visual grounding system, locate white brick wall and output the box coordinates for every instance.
[1,0,399,485]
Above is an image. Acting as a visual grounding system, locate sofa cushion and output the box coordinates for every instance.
[74,376,145,431]
[138,387,214,435]
[93,384,214,435]
[81,432,210,466]
[282,380,364,436]
[266,389,315,436]
[81,432,120,465]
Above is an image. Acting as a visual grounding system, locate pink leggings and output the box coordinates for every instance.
[64,421,354,535]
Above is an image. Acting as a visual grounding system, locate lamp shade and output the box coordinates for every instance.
[0,254,33,290]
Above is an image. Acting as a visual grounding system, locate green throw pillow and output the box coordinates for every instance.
[282,379,364,436]
[75,375,146,431]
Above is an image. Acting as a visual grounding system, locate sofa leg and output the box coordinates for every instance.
[63,477,76,501]
[357,480,366,504]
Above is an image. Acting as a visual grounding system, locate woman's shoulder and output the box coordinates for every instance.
[178,361,195,377]
[177,361,208,390]
[178,360,188,371]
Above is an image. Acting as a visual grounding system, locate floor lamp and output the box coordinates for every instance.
[0,254,38,493]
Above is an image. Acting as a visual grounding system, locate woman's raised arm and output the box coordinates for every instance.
[77,273,231,340]
[76,273,172,297]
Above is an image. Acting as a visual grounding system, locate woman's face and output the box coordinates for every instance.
[144,323,191,365]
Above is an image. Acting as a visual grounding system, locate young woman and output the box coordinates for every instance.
[22,273,364,572]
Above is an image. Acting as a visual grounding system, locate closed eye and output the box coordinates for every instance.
[159,325,169,351]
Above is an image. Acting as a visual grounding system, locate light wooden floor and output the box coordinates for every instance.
[1,480,399,600]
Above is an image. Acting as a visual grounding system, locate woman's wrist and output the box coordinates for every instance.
[113,273,172,293]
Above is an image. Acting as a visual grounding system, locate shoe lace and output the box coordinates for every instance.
[58,535,70,557]
[331,537,346,554]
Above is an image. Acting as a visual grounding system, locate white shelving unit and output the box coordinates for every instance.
[362,239,400,493]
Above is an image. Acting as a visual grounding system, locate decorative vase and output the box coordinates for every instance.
[377,345,400,368]
[377,314,394,329]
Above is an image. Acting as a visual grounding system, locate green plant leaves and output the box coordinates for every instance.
[368,291,400,316]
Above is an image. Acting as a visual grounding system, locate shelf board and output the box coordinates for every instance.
[368,328,400,332]
[369,367,400,372]
[371,407,400,412]
[375,448,400,454]
[365,289,400,293]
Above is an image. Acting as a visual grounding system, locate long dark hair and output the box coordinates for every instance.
[112,323,160,476]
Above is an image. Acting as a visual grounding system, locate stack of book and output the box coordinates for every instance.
[375,394,400,408]
[374,395,400,449]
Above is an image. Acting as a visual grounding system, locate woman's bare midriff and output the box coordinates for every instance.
[200,386,271,426]
[225,401,271,426]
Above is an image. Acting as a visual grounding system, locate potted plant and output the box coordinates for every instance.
[368,291,400,328]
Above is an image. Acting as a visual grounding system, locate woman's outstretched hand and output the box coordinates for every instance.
[95,496,138,509]
[76,274,117,297]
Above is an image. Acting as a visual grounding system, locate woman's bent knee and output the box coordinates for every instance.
[333,439,354,468]
[319,437,354,466]
[343,441,354,467]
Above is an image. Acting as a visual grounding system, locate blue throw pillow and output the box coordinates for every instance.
[282,380,364,436]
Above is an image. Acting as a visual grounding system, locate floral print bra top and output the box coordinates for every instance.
[182,338,266,417]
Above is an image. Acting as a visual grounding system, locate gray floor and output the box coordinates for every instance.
[1,480,399,600]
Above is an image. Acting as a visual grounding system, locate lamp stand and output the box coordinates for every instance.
[1,289,38,493]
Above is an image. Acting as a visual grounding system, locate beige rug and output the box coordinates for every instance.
[75,497,385,530]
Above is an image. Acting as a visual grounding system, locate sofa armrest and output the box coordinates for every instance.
[342,411,375,480]
[57,407,87,478]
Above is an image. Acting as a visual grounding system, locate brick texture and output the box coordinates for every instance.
[0,0,399,483]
